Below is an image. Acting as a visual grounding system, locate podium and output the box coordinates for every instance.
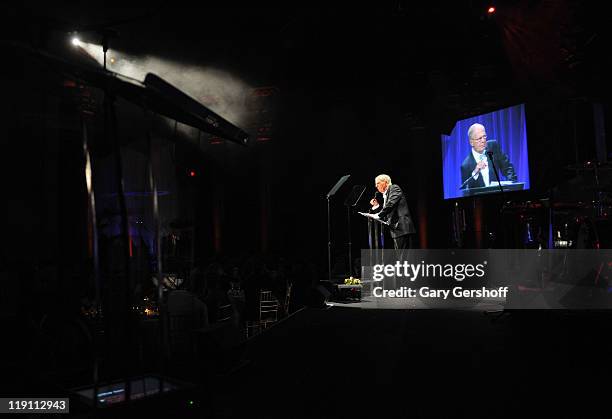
[462,182,525,197]
[358,212,389,250]
[357,212,390,296]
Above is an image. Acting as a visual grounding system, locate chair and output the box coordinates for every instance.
[259,290,279,325]
[244,289,282,339]
[284,282,293,316]
[217,302,234,322]
[245,320,263,339]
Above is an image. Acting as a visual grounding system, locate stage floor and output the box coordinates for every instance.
[329,295,505,311]
[209,305,612,418]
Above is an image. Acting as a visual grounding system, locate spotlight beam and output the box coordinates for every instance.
[5,42,249,146]
[144,74,249,146]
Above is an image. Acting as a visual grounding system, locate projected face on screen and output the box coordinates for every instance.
[441,104,530,199]
[468,125,487,153]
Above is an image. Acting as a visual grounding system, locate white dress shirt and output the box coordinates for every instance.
[471,149,489,186]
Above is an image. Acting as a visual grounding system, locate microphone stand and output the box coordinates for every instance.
[487,150,510,248]
[326,175,351,282]
[487,151,506,196]
[460,174,476,190]
[327,195,331,282]
[347,205,352,276]
[344,185,367,278]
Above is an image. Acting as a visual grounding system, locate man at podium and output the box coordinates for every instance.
[369,174,416,249]
[460,123,517,189]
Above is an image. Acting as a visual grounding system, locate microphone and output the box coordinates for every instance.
[370,189,380,210]
[485,140,494,158]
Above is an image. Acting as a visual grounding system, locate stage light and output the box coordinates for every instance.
[71,36,81,47]
[487,6,496,14]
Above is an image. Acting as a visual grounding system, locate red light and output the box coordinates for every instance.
[487,6,496,14]
[189,171,196,177]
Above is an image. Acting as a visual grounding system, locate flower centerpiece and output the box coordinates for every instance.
[344,277,361,285]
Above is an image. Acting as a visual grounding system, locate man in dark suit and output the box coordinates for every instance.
[369,174,417,249]
[460,123,517,189]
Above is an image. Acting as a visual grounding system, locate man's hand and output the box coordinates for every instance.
[473,159,487,174]
[370,198,379,209]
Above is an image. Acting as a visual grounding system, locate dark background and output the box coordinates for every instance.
[1,0,611,274]
[2,2,612,417]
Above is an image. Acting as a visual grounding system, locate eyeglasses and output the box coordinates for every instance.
[472,135,487,142]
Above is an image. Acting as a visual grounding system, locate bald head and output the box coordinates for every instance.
[468,123,487,153]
